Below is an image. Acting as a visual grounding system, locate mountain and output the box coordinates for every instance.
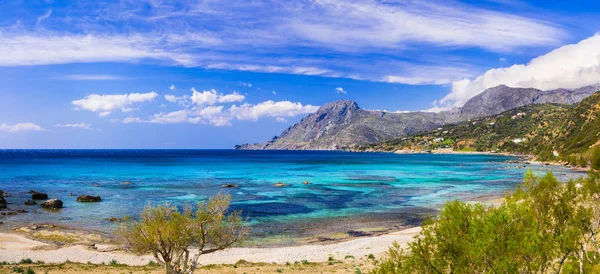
[236,84,600,151]
[360,91,600,165]
[235,100,459,150]
[459,84,600,119]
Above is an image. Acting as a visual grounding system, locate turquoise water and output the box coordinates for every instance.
[0,150,585,245]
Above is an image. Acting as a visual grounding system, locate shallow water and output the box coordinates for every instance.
[0,150,586,245]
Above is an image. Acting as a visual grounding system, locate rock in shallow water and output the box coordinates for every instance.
[0,196,6,209]
[76,195,102,202]
[24,200,36,205]
[30,190,48,200]
[41,199,63,209]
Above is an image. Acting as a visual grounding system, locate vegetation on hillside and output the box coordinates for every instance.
[371,171,600,273]
[116,194,249,274]
[355,92,600,169]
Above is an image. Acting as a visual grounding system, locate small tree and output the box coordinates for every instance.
[116,193,248,274]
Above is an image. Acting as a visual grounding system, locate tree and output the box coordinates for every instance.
[116,193,248,274]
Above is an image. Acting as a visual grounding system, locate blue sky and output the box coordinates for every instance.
[1,0,600,148]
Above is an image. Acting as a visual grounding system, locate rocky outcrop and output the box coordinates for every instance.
[0,196,6,209]
[76,195,102,202]
[41,199,63,209]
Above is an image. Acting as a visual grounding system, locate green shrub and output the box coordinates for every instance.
[371,171,600,273]
[592,146,600,170]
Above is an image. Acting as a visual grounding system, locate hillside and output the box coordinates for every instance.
[357,91,600,166]
[236,84,600,151]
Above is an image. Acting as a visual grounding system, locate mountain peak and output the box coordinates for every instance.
[319,100,360,111]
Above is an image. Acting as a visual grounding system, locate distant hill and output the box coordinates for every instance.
[236,84,600,151]
[459,84,600,119]
[235,100,459,150]
[358,91,600,166]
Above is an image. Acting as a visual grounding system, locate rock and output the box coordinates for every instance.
[69,193,75,196]
[1,211,17,216]
[0,190,3,196]
[0,196,6,209]
[24,200,36,205]
[16,209,28,213]
[221,184,239,189]
[274,182,288,187]
[30,191,48,200]
[41,199,63,209]
[121,182,132,185]
[302,181,310,185]
[76,195,102,202]
[108,217,121,223]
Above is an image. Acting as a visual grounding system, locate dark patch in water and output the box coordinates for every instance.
[348,175,398,182]
[230,202,313,217]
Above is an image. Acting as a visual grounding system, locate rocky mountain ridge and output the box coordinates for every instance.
[236,84,600,150]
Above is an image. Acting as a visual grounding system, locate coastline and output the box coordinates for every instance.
[0,195,504,266]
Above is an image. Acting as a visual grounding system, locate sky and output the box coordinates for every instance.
[1,0,600,149]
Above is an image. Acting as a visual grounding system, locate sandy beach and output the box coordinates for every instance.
[0,227,422,266]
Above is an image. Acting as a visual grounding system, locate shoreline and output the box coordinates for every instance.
[0,196,504,266]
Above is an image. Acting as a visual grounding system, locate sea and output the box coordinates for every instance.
[0,149,587,246]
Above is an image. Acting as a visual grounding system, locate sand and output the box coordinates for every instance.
[0,227,422,266]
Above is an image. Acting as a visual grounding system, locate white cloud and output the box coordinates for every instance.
[439,34,600,108]
[0,1,566,85]
[229,101,319,122]
[190,88,245,106]
[290,0,563,52]
[241,82,252,87]
[335,87,346,94]
[218,91,245,103]
[169,84,176,91]
[0,123,44,133]
[55,74,124,80]
[72,91,158,116]
[123,99,318,126]
[272,91,277,95]
[190,88,219,106]
[0,33,196,67]
[54,123,93,130]
[37,10,52,24]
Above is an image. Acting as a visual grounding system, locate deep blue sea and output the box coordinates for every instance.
[0,150,586,245]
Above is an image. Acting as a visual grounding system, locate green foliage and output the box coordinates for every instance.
[592,146,600,171]
[116,193,249,274]
[371,171,600,273]
[19,258,33,264]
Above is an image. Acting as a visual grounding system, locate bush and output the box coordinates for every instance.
[117,193,249,274]
[592,146,600,170]
[372,171,600,273]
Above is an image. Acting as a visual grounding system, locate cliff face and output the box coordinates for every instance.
[236,84,600,150]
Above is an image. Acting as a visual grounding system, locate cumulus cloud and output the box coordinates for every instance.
[335,87,346,94]
[0,123,44,133]
[437,34,600,108]
[54,123,93,130]
[169,84,176,91]
[229,101,319,121]
[123,99,318,127]
[72,91,158,116]
[190,88,245,106]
